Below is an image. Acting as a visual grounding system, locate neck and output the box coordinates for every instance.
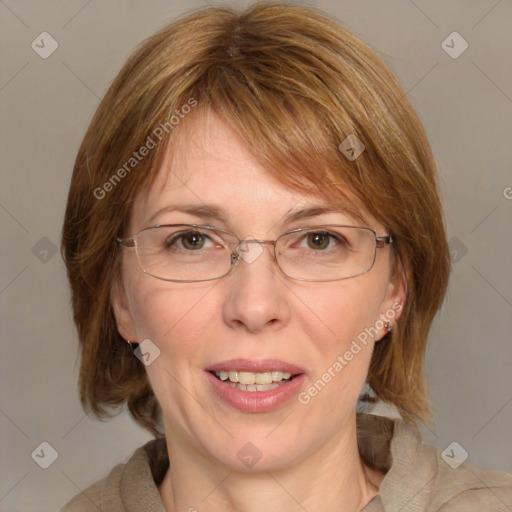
[159,416,382,512]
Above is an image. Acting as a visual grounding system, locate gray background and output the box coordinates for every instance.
[1,0,511,510]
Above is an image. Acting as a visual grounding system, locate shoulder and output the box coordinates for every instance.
[390,418,512,511]
[430,444,512,511]
[357,413,512,512]
[436,486,512,511]
[59,437,168,511]
[59,462,124,512]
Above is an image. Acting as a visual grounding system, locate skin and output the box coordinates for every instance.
[112,110,404,512]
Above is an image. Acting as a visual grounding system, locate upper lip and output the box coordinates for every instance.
[205,359,306,375]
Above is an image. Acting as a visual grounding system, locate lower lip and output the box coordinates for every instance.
[206,372,306,413]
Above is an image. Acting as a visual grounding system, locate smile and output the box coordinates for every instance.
[212,370,295,392]
[206,359,306,412]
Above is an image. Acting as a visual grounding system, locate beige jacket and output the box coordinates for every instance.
[60,413,512,511]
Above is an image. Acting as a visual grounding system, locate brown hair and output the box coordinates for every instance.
[61,2,450,437]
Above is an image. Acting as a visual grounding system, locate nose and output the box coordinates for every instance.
[222,240,291,334]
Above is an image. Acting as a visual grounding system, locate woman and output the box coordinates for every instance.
[60,2,512,511]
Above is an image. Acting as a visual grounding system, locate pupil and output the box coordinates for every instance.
[308,232,328,250]
[183,233,204,250]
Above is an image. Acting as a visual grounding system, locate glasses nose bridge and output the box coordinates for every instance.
[230,238,278,265]
[239,237,276,245]
[236,237,277,252]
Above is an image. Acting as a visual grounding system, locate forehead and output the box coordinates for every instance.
[146,110,299,200]
[131,110,373,232]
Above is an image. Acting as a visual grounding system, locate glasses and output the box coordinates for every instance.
[117,224,392,283]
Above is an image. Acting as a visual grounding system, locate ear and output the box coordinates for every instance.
[111,278,138,342]
[376,264,407,340]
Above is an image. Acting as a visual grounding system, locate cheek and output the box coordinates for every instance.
[293,284,384,416]
[124,279,219,419]
[126,276,218,354]
[295,278,386,351]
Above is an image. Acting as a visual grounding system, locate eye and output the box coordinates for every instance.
[165,230,216,251]
[302,231,345,251]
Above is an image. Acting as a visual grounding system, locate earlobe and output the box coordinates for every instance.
[111,279,138,342]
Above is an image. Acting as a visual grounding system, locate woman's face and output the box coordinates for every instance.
[113,111,403,471]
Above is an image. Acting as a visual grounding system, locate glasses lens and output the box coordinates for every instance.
[135,225,236,281]
[276,226,377,281]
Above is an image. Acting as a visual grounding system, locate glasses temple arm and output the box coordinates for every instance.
[376,234,393,247]
[117,237,136,248]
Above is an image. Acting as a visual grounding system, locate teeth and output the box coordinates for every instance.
[226,381,281,392]
[255,372,272,385]
[215,370,293,385]
[238,371,256,385]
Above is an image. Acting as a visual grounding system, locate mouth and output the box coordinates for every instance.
[205,359,306,412]
[210,370,297,392]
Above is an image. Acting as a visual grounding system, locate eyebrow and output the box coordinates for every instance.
[146,203,355,227]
